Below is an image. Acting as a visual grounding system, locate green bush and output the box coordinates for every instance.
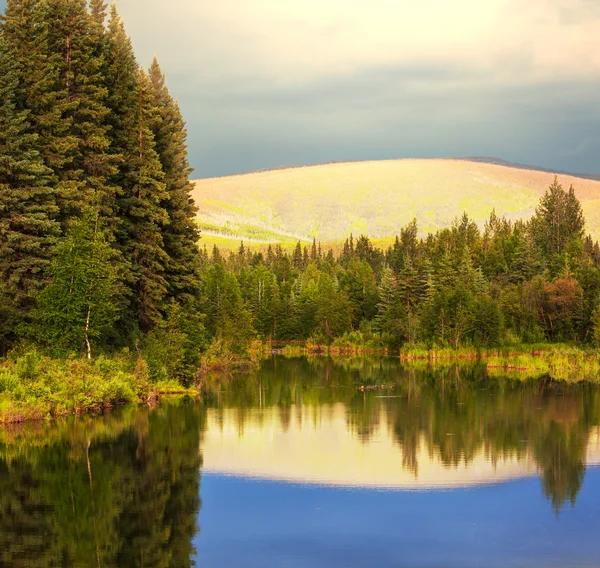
[0,347,153,423]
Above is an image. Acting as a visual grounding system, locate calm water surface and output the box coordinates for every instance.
[2,356,600,567]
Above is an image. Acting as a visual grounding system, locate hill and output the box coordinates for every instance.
[192,159,600,248]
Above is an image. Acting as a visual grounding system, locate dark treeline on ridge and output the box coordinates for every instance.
[202,177,600,353]
[0,0,201,359]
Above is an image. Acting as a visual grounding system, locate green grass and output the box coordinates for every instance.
[263,340,600,383]
[0,349,149,423]
[486,346,600,382]
[193,159,600,250]
[0,348,201,424]
[197,219,308,245]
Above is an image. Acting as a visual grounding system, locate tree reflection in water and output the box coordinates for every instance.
[0,400,204,567]
[206,357,600,512]
[1,356,599,566]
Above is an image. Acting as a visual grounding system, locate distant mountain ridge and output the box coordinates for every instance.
[202,157,600,183]
[461,157,600,182]
[192,158,600,248]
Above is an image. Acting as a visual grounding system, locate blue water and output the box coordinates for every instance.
[195,469,600,568]
[3,358,600,567]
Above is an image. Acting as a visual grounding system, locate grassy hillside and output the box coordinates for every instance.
[192,159,600,249]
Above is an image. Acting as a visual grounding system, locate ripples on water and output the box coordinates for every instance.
[1,356,600,567]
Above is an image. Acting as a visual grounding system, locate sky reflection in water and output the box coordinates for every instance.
[2,356,600,567]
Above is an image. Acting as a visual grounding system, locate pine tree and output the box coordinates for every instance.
[398,254,418,311]
[310,237,317,261]
[0,33,59,338]
[126,68,170,329]
[531,177,585,259]
[509,233,540,284]
[89,0,108,28]
[292,241,303,269]
[376,267,404,348]
[106,8,170,329]
[437,250,456,289]
[148,57,200,304]
[0,0,63,171]
[20,0,116,225]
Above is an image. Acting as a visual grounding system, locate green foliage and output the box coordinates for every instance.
[3,0,600,422]
[142,300,207,385]
[0,32,59,343]
[148,57,201,304]
[531,177,585,267]
[592,304,600,348]
[35,212,121,356]
[474,295,503,346]
[194,178,600,356]
[32,0,115,225]
[1,2,202,354]
[202,261,255,353]
[0,349,149,422]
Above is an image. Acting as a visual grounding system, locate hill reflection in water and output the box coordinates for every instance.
[204,356,600,511]
[1,356,600,567]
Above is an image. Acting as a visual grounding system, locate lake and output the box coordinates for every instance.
[2,356,600,567]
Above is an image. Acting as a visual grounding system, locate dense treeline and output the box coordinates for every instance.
[2,3,600,400]
[200,178,600,352]
[0,0,202,360]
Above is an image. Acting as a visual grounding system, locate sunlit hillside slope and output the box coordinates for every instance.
[192,159,600,248]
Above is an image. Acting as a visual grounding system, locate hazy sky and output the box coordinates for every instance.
[2,0,600,177]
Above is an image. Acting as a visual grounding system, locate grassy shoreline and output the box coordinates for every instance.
[263,341,600,382]
[2,342,600,424]
[0,349,200,425]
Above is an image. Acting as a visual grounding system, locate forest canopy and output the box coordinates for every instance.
[1,2,600,388]
[0,0,201,359]
[199,177,600,353]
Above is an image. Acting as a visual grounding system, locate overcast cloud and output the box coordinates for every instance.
[2,0,599,176]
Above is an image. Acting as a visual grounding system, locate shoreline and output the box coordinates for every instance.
[1,343,599,425]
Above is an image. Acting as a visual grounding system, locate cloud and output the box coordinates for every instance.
[111,0,600,176]
[1,0,599,176]
[182,66,600,176]
[549,0,600,24]
[117,0,600,86]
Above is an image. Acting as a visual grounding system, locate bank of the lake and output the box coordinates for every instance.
[2,342,600,425]
[270,342,600,380]
[0,349,201,424]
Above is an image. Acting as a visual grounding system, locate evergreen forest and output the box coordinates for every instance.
[0,0,201,357]
[2,1,600,421]
[198,178,600,354]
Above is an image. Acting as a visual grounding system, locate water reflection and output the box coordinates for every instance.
[1,357,600,567]
[0,401,203,567]
[205,357,600,512]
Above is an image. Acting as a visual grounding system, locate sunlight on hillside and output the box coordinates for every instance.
[193,159,600,249]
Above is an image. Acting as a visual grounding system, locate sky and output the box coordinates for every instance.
[2,0,600,177]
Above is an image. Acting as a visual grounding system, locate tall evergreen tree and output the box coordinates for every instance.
[148,57,200,304]
[89,0,108,27]
[532,177,585,260]
[106,8,170,330]
[0,0,63,171]
[127,68,170,329]
[376,267,404,348]
[0,33,59,344]
[38,0,116,224]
